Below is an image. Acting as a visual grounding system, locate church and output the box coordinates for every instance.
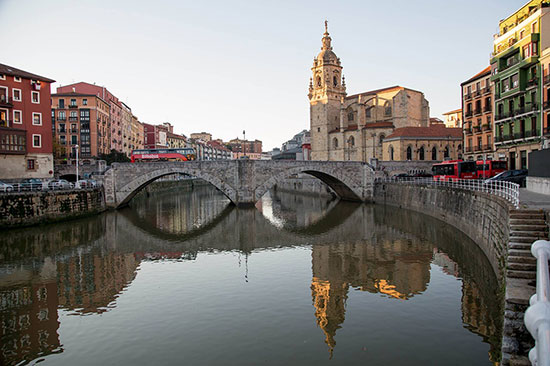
[309,23,431,162]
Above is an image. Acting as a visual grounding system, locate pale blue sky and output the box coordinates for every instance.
[0,0,526,150]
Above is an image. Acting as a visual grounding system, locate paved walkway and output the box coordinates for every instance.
[519,188,550,210]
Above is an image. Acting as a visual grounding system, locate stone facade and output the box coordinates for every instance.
[308,23,430,162]
[0,188,105,228]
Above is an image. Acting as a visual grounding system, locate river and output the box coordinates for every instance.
[0,183,502,365]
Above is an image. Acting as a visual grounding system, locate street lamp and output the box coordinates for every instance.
[75,144,79,188]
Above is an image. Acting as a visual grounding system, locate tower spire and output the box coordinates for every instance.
[321,20,332,51]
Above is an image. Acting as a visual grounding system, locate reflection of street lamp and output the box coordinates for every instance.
[371,133,376,159]
[75,144,79,188]
[347,138,352,161]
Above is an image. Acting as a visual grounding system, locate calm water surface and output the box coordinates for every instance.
[0,184,502,365]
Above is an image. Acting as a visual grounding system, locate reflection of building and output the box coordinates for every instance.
[57,252,139,314]
[310,241,432,355]
[308,24,430,162]
[0,279,60,365]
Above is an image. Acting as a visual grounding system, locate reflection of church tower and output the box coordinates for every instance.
[309,21,347,161]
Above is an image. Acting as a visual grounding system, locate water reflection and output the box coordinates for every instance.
[0,186,502,365]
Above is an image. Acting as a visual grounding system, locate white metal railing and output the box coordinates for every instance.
[525,240,550,366]
[376,177,520,209]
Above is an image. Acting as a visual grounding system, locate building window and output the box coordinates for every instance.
[13,110,22,124]
[14,76,21,82]
[27,159,35,170]
[384,102,392,117]
[348,136,355,146]
[31,91,39,104]
[333,76,338,87]
[532,42,538,56]
[406,146,412,160]
[59,99,65,109]
[0,74,4,80]
[511,74,519,89]
[316,77,321,87]
[71,135,78,144]
[444,146,450,159]
[418,146,425,161]
[12,89,21,102]
[32,134,41,148]
[365,107,372,118]
[333,137,338,148]
[389,146,394,161]
[32,113,42,126]
[70,99,77,106]
[83,99,88,105]
[431,146,437,160]
[532,21,538,33]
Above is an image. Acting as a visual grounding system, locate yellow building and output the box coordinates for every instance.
[167,132,187,149]
[443,109,463,128]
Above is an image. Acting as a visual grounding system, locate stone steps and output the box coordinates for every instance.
[507,269,536,279]
[510,213,546,220]
[511,224,548,231]
[510,231,548,239]
[509,243,533,250]
[509,249,533,257]
[508,255,537,264]
[510,219,546,226]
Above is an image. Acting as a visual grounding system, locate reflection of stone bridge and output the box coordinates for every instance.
[99,160,376,208]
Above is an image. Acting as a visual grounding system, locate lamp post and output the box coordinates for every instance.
[75,144,79,188]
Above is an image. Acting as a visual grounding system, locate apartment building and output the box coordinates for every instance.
[51,92,110,161]
[491,0,550,169]
[461,67,495,161]
[0,63,55,179]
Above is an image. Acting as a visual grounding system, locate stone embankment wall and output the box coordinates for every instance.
[372,182,537,366]
[0,189,105,228]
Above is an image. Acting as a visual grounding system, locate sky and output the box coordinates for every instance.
[0,0,527,150]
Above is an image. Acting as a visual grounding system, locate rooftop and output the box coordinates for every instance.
[461,66,491,85]
[385,126,463,140]
[0,63,55,83]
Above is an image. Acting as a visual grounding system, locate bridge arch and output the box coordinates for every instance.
[253,165,368,203]
[115,167,238,208]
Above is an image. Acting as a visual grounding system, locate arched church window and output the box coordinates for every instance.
[444,146,450,159]
[365,107,372,118]
[333,137,339,148]
[432,146,437,160]
[333,76,338,87]
[347,109,354,122]
[389,146,394,161]
[419,146,425,161]
[317,77,322,87]
[384,101,392,117]
[406,146,412,160]
[348,136,355,146]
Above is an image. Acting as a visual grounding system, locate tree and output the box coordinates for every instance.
[99,150,130,165]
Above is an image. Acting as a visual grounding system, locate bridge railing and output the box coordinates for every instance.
[525,240,550,366]
[375,177,520,209]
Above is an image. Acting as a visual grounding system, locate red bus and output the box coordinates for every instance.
[475,160,507,179]
[131,148,196,162]
[432,160,477,181]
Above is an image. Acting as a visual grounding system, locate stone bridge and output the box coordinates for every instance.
[99,160,377,208]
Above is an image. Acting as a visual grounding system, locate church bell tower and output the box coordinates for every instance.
[309,21,346,161]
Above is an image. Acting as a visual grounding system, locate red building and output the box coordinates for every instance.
[0,63,55,179]
[56,82,126,154]
[143,122,172,148]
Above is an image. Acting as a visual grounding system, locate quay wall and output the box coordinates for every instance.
[0,189,105,228]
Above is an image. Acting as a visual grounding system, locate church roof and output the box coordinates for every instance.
[385,126,463,140]
[345,85,423,100]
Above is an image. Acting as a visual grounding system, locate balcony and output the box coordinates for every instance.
[58,128,66,133]
[514,131,525,139]
[68,104,78,108]
[465,110,473,118]
[474,145,483,152]
[527,77,539,88]
[474,90,481,97]
[0,95,13,108]
[495,112,511,121]
[473,125,482,133]
[0,127,26,154]
[57,117,66,122]
[483,144,492,151]
[70,129,78,133]
[499,57,520,72]
[464,93,472,101]
[69,117,78,122]
[464,128,473,135]
[57,104,65,109]
[482,123,492,131]
[483,106,492,113]
[482,87,491,95]
[473,108,482,116]
[545,75,550,85]
[465,146,473,153]
[525,129,540,138]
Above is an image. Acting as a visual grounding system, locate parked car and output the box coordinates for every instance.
[485,169,528,187]
[0,181,14,192]
[76,179,98,188]
[19,178,43,191]
[50,179,74,190]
